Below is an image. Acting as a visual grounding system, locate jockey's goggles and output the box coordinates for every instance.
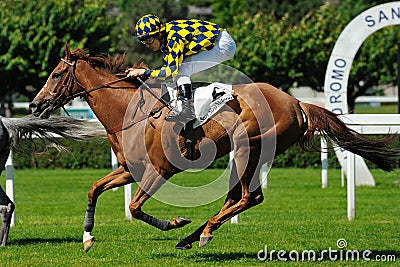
[140,35,156,45]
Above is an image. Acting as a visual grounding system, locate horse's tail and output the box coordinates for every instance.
[298,101,399,172]
[0,115,104,153]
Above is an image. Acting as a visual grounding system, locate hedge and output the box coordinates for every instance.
[12,138,342,169]
[13,139,112,169]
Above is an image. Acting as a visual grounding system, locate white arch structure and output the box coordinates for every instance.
[323,1,400,186]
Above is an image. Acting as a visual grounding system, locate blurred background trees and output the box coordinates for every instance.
[1,0,399,115]
[0,0,117,115]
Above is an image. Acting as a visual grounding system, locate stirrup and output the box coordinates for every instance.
[165,108,181,121]
[165,109,195,123]
[165,83,195,123]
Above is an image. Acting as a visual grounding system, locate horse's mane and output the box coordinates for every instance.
[70,48,149,75]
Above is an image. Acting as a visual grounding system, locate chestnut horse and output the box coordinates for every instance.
[29,44,398,252]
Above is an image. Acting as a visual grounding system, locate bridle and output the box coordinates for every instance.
[47,58,130,102]
[41,58,86,110]
[46,57,172,133]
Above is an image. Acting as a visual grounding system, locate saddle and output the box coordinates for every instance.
[192,82,234,127]
[136,80,234,161]
[164,82,234,127]
[165,83,234,160]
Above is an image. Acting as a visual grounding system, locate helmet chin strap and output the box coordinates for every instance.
[158,32,167,52]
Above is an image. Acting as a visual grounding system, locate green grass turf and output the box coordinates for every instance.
[354,103,397,114]
[0,168,399,266]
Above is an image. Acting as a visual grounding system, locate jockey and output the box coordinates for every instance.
[126,14,236,124]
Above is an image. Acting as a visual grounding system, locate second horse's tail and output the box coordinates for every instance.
[1,115,104,152]
[298,101,399,172]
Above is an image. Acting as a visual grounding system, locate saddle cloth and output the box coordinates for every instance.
[168,82,234,127]
[167,82,234,127]
[193,83,233,127]
[192,83,234,127]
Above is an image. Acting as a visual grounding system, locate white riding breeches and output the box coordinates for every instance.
[174,30,236,87]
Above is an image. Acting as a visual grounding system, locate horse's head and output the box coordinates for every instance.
[29,43,85,118]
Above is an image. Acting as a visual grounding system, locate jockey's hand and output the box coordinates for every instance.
[125,68,146,77]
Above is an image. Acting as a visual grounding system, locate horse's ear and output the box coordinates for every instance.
[65,42,71,59]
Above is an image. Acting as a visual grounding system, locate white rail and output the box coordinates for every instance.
[321,114,400,220]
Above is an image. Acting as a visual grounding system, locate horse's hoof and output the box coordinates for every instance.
[175,239,192,250]
[83,237,95,252]
[199,234,213,247]
[173,216,192,228]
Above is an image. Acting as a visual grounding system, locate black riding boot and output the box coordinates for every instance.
[165,84,195,123]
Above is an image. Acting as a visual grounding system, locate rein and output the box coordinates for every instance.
[55,58,172,133]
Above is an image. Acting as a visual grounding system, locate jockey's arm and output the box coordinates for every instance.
[143,37,185,80]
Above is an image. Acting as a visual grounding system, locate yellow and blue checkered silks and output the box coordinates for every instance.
[134,14,164,40]
[142,19,222,79]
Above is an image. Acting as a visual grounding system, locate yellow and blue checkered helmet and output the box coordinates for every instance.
[134,14,165,40]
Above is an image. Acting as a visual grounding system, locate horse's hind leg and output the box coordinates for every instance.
[0,124,14,247]
[199,148,264,247]
[0,188,14,246]
[0,155,14,247]
[175,166,242,249]
[176,159,262,249]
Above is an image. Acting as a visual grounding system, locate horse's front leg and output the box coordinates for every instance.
[83,165,134,252]
[0,185,14,246]
[129,164,191,231]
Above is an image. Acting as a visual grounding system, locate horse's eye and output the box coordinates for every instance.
[52,73,61,79]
